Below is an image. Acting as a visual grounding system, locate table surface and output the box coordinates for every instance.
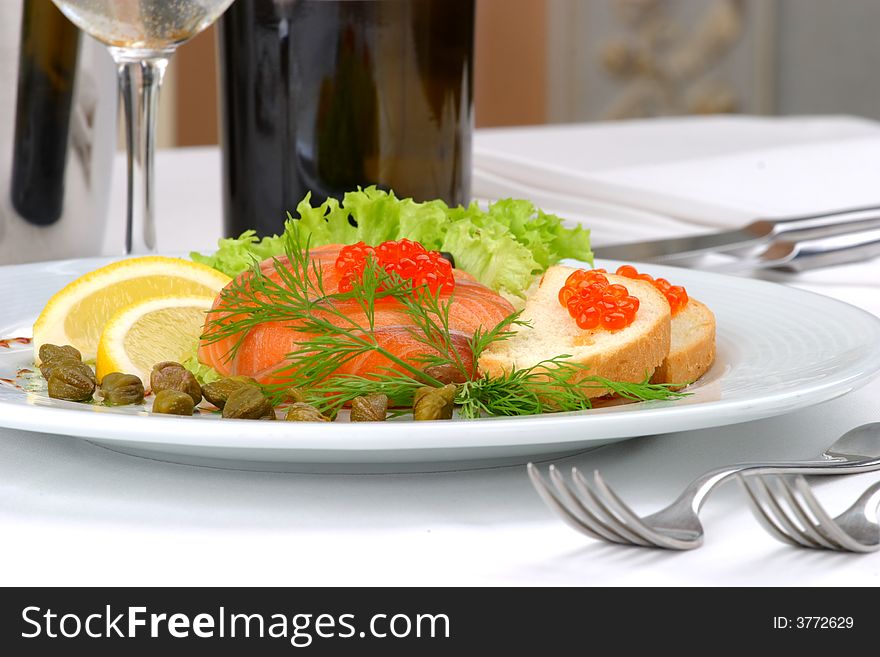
[3,118,880,586]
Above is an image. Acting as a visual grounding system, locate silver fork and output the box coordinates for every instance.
[527,422,880,550]
[738,474,880,552]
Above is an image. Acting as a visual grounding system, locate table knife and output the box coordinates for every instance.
[592,206,880,262]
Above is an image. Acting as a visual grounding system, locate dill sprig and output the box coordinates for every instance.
[201,225,687,417]
[202,224,498,409]
[456,356,685,419]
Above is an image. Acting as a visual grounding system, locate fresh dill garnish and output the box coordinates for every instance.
[201,225,687,417]
[456,357,685,419]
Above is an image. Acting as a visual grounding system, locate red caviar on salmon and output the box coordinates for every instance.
[198,243,513,385]
[335,239,455,294]
[615,264,688,315]
[558,269,640,331]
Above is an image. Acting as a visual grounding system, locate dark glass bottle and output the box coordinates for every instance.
[218,0,475,237]
[11,1,81,226]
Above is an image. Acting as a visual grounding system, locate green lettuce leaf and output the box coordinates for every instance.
[190,230,284,278]
[440,221,539,299]
[191,187,592,296]
[181,341,221,385]
[448,198,593,270]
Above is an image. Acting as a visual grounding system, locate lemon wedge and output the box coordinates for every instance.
[33,256,230,362]
[95,295,217,385]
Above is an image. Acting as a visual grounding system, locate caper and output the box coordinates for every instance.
[39,343,81,365]
[350,393,388,422]
[285,402,331,422]
[151,389,195,416]
[279,387,307,404]
[38,343,82,379]
[423,363,468,385]
[100,372,145,406]
[222,385,275,420]
[47,361,96,402]
[413,383,457,421]
[202,375,258,409]
[40,358,78,380]
[150,361,202,404]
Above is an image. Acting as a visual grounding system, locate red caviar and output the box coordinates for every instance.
[335,239,455,294]
[615,264,688,315]
[558,268,640,331]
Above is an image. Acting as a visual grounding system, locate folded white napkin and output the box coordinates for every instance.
[474,114,880,230]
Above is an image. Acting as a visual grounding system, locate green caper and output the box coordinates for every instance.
[279,387,307,404]
[150,361,202,404]
[285,402,331,422]
[151,389,195,416]
[40,358,78,380]
[39,343,82,365]
[350,393,388,422]
[423,363,468,385]
[222,385,275,420]
[413,384,457,421]
[202,375,258,409]
[38,343,82,379]
[100,372,145,406]
[47,361,96,402]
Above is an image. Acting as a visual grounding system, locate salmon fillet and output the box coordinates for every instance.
[197,244,514,384]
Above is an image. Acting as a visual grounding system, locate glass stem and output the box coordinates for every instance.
[113,53,169,254]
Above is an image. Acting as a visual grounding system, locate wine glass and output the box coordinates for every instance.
[51,0,236,254]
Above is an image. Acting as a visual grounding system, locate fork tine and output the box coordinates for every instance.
[568,468,654,547]
[753,475,824,548]
[737,474,808,548]
[589,470,691,550]
[773,476,842,550]
[546,466,637,545]
[790,475,866,552]
[526,463,610,543]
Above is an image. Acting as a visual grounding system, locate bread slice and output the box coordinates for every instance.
[651,298,716,387]
[478,265,671,398]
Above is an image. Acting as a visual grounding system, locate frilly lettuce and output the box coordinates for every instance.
[190,230,284,278]
[440,221,538,300]
[181,342,221,385]
[191,187,592,297]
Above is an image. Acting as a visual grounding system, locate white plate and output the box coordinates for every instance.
[2,256,880,472]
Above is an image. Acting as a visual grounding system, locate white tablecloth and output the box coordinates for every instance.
[4,116,880,586]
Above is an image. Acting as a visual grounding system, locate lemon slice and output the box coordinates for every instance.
[33,256,230,361]
[95,295,217,385]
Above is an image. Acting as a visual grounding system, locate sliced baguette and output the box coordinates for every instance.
[651,297,716,387]
[478,265,671,398]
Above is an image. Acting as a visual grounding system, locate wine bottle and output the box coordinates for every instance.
[218,0,475,237]
[11,1,81,226]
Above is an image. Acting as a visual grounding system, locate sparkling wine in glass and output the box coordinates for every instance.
[51,0,236,253]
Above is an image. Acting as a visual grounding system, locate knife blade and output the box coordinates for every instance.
[592,206,880,262]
